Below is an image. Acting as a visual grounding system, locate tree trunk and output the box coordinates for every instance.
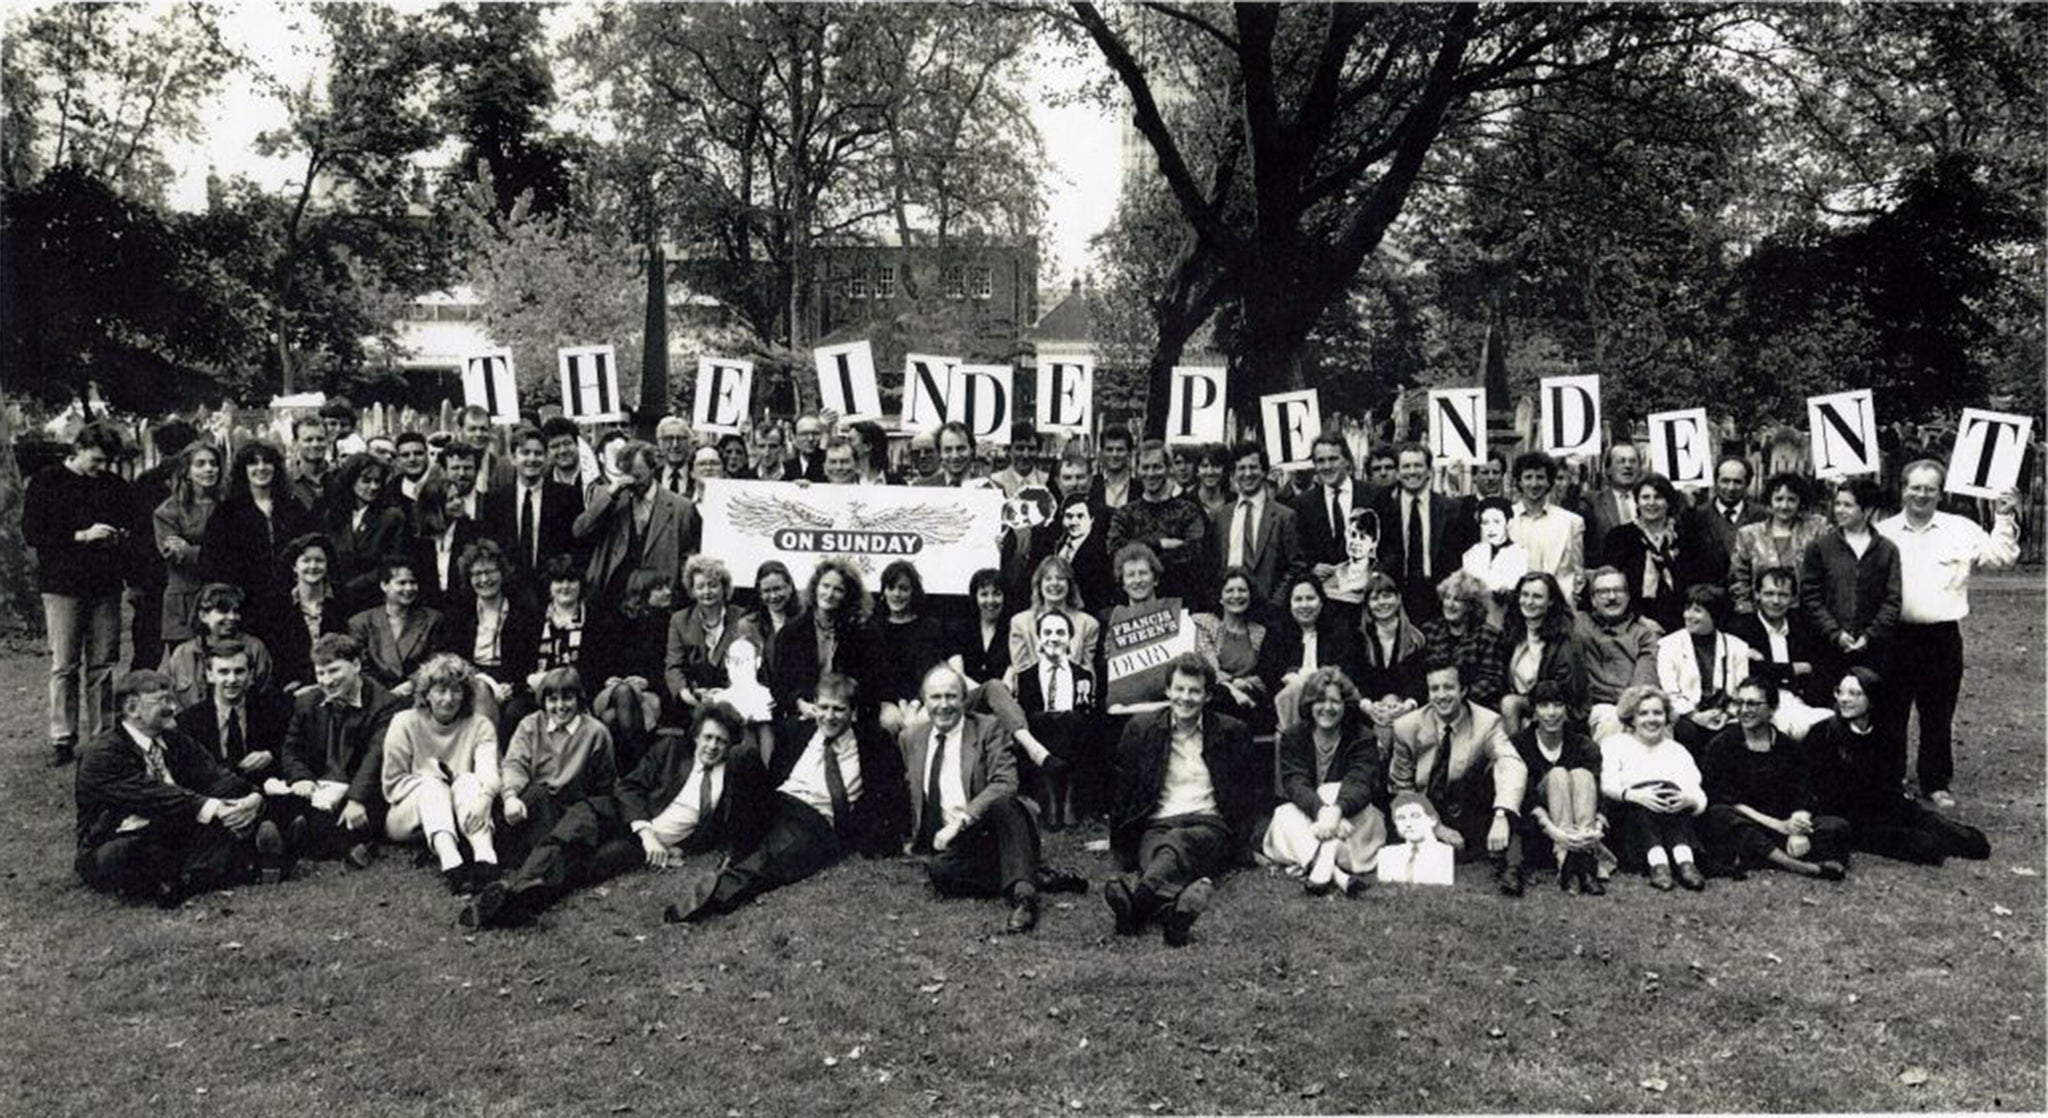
[638,239,670,437]
[0,392,42,637]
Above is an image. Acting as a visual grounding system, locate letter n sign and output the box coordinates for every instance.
[901,353,958,434]
[694,357,753,435]
[462,349,518,424]
[559,345,624,423]
[1427,388,1486,465]
[1806,389,1878,480]
[1166,366,1227,446]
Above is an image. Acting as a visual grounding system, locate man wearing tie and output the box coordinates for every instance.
[1696,453,1764,583]
[463,701,771,929]
[663,674,907,923]
[1293,433,1358,578]
[1209,441,1304,611]
[654,416,696,495]
[175,640,291,795]
[1374,443,1473,623]
[482,425,583,585]
[75,670,284,906]
[1579,442,1644,557]
[904,666,1082,935]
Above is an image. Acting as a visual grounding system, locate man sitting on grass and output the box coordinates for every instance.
[75,670,289,906]
[267,633,402,868]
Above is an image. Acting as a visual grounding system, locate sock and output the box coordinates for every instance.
[1645,846,1671,869]
[431,833,463,872]
[468,832,498,864]
[1671,844,1695,866]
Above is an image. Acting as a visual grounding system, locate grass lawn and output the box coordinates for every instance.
[3,577,2043,1115]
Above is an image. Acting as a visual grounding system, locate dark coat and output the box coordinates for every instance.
[1371,487,1476,597]
[175,692,294,776]
[1255,615,1360,697]
[614,734,776,854]
[269,594,351,692]
[1110,708,1264,869]
[767,611,877,721]
[75,724,252,853]
[325,504,414,615]
[198,492,316,642]
[277,679,404,806]
[1725,611,1831,709]
[405,520,487,612]
[479,478,583,573]
[1600,515,1724,632]
[766,721,910,858]
[1277,720,1382,819]
[436,595,542,689]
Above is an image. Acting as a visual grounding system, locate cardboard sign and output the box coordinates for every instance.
[900,353,958,434]
[1946,408,2034,498]
[1260,389,1321,468]
[1647,407,1713,488]
[1037,356,1095,435]
[1806,389,1879,479]
[947,364,1014,444]
[694,357,754,435]
[1166,366,1227,446]
[698,478,1003,595]
[558,345,625,423]
[1540,375,1601,458]
[814,341,882,423]
[1102,600,1195,708]
[462,350,520,424]
[1427,387,1487,465]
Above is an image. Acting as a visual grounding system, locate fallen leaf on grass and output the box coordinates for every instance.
[823,1056,839,1068]
[2011,866,2038,877]
[1763,953,1783,964]
[221,941,243,951]
[1640,1077,1668,1093]
[1486,1027,1506,1039]
[1899,1067,1930,1087]
[1300,1083,1324,1098]
[1991,904,2013,917]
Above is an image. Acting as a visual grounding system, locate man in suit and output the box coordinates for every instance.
[1724,565,1832,737]
[457,405,518,496]
[481,424,583,581]
[1374,442,1473,623]
[1696,453,1765,583]
[1579,442,1644,558]
[346,557,444,692]
[574,440,700,619]
[1292,432,1360,578]
[662,673,908,923]
[1210,440,1305,613]
[266,633,402,865]
[1389,659,1530,896]
[652,416,696,496]
[75,670,286,906]
[387,431,434,510]
[1009,609,1099,830]
[904,666,1080,934]
[789,414,830,482]
[175,640,292,791]
[1574,567,1663,739]
[1104,653,1262,946]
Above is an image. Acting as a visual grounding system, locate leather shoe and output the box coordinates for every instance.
[1341,875,1371,899]
[1495,864,1525,898]
[345,842,376,870]
[444,864,474,895]
[461,880,507,930]
[49,742,75,767]
[1103,879,1139,936]
[1036,865,1089,895]
[1674,861,1705,891]
[1648,864,1675,891]
[1161,877,1212,948]
[470,861,504,889]
[1582,867,1606,896]
[1005,892,1040,934]
[255,821,290,885]
[1816,860,1847,882]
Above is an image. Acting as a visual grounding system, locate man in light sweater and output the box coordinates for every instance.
[1875,461,2020,808]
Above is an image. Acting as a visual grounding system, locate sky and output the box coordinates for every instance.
[161,4,1125,285]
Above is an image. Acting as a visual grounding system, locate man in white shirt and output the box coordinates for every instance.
[1508,451,1587,604]
[1875,460,2021,808]
[664,674,907,923]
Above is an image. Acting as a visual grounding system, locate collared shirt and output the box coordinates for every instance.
[1612,487,1636,524]
[1754,612,1792,662]
[1038,659,1073,713]
[400,475,424,501]
[213,700,246,756]
[642,762,724,847]
[779,729,863,822]
[321,679,364,710]
[118,723,216,832]
[920,722,968,817]
[1153,720,1219,819]
[1403,489,1433,577]
[1228,494,1266,568]
[1509,499,1584,601]
[1298,628,1319,674]
[1101,474,1131,510]
[1876,510,2020,623]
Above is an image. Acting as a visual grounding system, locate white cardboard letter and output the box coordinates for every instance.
[558,345,625,424]
[1947,407,2034,499]
[694,357,754,435]
[1037,357,1095,435]
[1647,407,1713,489]
[1259,390,1321,468]
[1806,389,1879,479]
[901,353,958,434]
[813,341,881,423]
[1166,366,1227,446]
[1427,387,1487,465]
[1540,375,1601,459]
[462,349,519,424]
[948,364,1014,444]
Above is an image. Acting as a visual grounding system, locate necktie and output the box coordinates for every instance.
[144,740,171,785]
[922,729,949,847]
[1051,663,1065,712]
[669,468,683,494]
[225,709,245,763]
[1238,499,1256,566]
[698,763,716,826]
[1406,495,1425,584]
[1327,487,1342,548]
[520,489,537,565]
[821,738,851,832]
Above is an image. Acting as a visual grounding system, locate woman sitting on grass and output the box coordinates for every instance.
[1261,666,1385,897]
[1599,686,1707,892]
[1513,679,1606,895]
[383,653,501,895]
[1700,676,1848,881]
[495,667,617,868]
[1803,667,1992,866]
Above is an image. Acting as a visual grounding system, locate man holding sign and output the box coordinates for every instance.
[1875,461,2019,808]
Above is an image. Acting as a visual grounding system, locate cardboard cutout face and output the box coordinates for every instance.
[1392,800,1441,845]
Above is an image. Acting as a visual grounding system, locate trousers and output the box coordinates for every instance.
[43,592,122,747]
[923,796,1039,899]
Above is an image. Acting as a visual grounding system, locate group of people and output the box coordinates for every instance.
[27,397,2020,945]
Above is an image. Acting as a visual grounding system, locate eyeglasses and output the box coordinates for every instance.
[1732,699,1769,709]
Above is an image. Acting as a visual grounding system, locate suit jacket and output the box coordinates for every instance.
[406,520,486,611]
[613,734,774,854]
[767,612,877,720]
[1027,525,1116,619]
[1110,709,1264,869]
[198,492,317,642]
[1371,487,1474,597]
[664,605,762,699]
[766,721,910,857]
[574,484,700,601]
[480,479,582,572]
[436,595,541,688]
[270,595,352,692]
[1208,495,1305,608]
[1254,616,1361,697]
[902,712,1018,843]
[175,692,293,775]
[1599,515,1724,632]
[1696,494,1768,568]
[1389,701,1527,815]
[1654,629,1753,715]
[347,605,445,689]
[277,679,404,807]
[327,504,414,613]
[1725,611,1830,708]
[1277,721,1382,819]
[1579,487,1634,558]
[74,724,253,852]
[1291,480,1361,568]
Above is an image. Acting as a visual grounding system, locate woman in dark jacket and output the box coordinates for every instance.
[1803,667,1989,866]
[1497,571,1589,735]
[322,451,413,615]
[768,556,877,742]
[1256,574,1360,735]
[200,440,316,647]
[1600,472,1722,634]
[1260,666,1386,896]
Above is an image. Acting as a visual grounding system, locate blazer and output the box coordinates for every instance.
[198,492,317,643]
[269,593,352,692]
[1388,701,1527,815]
[1725,611,1830,708]
[406,519,487,612]
[902,712,1018,842]
[1726,514,1828,613]
[347,605,445,689]
[1109,709,1264,869]
[1798,528,1902,648]
[153,495,218,644]
[1254,616,1359,697]
[1290,480,1360,568]
[74,724,253,853]
[1600,516,1724,633]
[1029,526,1117,620]
[1208,495,1305,607]
[1654,629,1753,716]
[480,479,583,573]
[1277,720,1382,820]
[326,504,414,613]
[277,679,404,807]
[175,692,293,774]
[1008,607,1103,676]
[437,595,541,688]
[614,731,775,854]
[664,605,762,699]
[766,720,910,857]
[767,612,877,721]
[1372,487,1475,597]
[1579,486,1634,558]
[1498,625,1591,720]
[573,484,700,600]
[952,615,1013,687]
[1696,494,1768,571]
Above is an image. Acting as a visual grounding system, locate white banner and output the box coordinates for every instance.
[559,345,625,423]
[814,341,882,423]
[1947,408,2034,499]
[1540,374,1600,458]
[462,350,519,424]
[1037,356,1095,435]
[693,357,754,435]
[1166,366,1227,446]
[1806,389,1879,479]
[700,478,1004,595]
[1259,389,1321,468]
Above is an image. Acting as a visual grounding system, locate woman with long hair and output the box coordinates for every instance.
[1255,573,1359,735]
[1191,565,1267,719]
[1007,554,1102,675]
[153,441,224,657]
[1421,571,1506,709]
[1497,570,1587,735]
[871,559,952,737]
[768,555,875,731]
[199,440,315,646]
[1803,667,1991,865]
[323,451,413,614]
[1353,570,1429,745]
[747,560,802,647]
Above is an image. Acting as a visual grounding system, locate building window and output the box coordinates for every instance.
[971,266,994,300]
[875,264,896,299]
[847,272,869,299]
[943,265,965,300]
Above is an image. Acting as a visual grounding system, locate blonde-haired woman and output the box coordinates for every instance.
[383,653,501,894]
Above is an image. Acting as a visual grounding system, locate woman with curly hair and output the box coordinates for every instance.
[322,451,413,615]
[769,556,874,730]
[1191,565,1268,720]
[199,440,316,646]
[1422,571,1506,709]
[1008,554,1102,675]
[382,653,502,894]
[1261,666,1386,896]
[1497,570,1587,735]
[1601,472,1720,634]
[1726,472,1828,615]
